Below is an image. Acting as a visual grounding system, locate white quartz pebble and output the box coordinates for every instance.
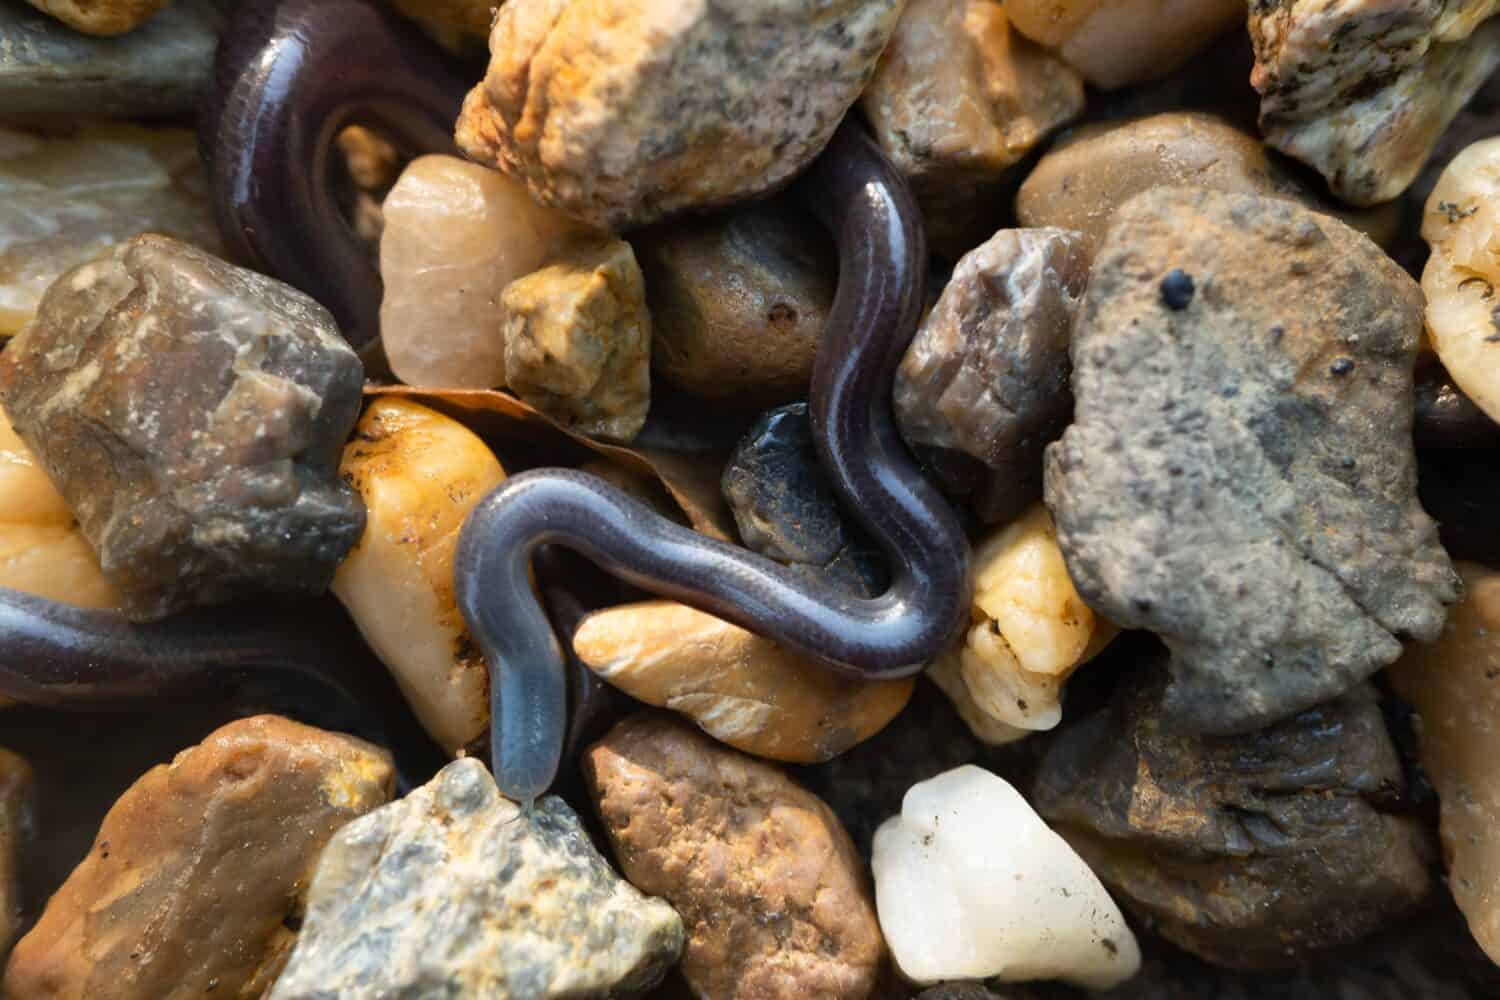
[871,764,1139,989]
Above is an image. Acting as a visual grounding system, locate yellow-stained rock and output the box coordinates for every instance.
[0,748,30,963]
[21,0,168,36]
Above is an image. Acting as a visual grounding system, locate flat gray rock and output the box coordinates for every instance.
[1044,186,1458,733]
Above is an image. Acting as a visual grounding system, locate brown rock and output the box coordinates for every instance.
[20,0,168,36]
[573,600,913,763]
[861,0,1084,257]
[455,0,905,229]
[0,748,30,963]
[2,715,394,1000]
[633,195,834,407]
[0,235,366,622]
[1034,672,1432,970]
[1389,561,1500,965]
[894,228,1088,523]
[584,715,884,999]
[501,237,651,441]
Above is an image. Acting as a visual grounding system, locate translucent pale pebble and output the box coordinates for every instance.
[1422,137,1500,423]
[379,155,587,389]
[872,764,1140,989]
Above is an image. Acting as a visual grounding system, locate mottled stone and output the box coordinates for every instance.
[21,0,167,35]
[0,125,220,336]
[1035,673,1432,970]
[0,0,227,116]
[633,195,834,407]
[1389,561,1500,965]
[0,234,366,622]
[269,758,683,1000]
[573,599,913,763]
[1006,0,1245,89]
[455,0,905,230]
[874,765,1139,989]
[1250,0,1500,206]
[723,403,887,598]
[501,237,651,441]
[894,228,1088,523]
[2,716,394,1000]
[380,155,586,390]
[333,399,506,755]
[861,0,1084,258]
[585,715,884,1000]
[1044,187,1458,733]
[0,748,30,964]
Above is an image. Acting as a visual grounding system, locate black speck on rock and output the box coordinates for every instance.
[1160,269,1196,310]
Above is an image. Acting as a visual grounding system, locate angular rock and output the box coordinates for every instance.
[1006,0,1245,90]
[1250,0,1500,206]
[0,235,366,622]
[573,599,914,763]
[861,0,1084,258]
[894,228,1088,523]
[0,124,221,336]
[380,154,586,390]
[333,398,506,754]
[1044,187,1458,733]
[584,715,884,1000]
[455,0,905,229]
[269,758,683,1000]
[22,0,168,35]
[0,0,227,117]
[501,237,652,442]
[1388,561,1500,965]
[1034,672,1432,969]
[723,403,887,598]
[0,748,30,963]
[633,195,834,407]
[873,765,1139,989]
[2,716,394,1000]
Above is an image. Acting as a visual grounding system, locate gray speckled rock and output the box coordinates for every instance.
[1044,187,1459,734]
[0,234,365,622]
[0,0,228,118]
[269,758,684,1000]
[894,228,1089,525]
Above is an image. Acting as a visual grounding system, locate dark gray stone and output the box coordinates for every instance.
[0,234,365,622]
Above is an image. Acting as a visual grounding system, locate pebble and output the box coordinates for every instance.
[1035,673,1432,969]
[0,235,367,622]
[2,716,394,999]
[572,599,914,763]
[1045,187,1458,734]
[633,195,834,407]
[584,715,884,1000]
[269,758,684,1000]
[723,403,887,598]
[379,154,586,390]
[20,0,167,35]
[872,764,1140,990]
[0,124,220,336]
[1388,561,1500,966]
[332,398,506,755]
[455,0,905,229]
[861,0,1084,257]
[502,236,652,441]
[1006,0,1245,90]
[1421,137,1500,425]
[893,228,1088,524]
[1249,0,1500,206]
[0,748,29,963]
[0,0,227,116]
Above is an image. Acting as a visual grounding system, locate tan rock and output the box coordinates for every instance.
[379,154,586,389]
[1250,0,1500,205]
[585,715,884,1000]
[332,398,506,754]
[0,748,30,963]
[862,0,1083,255]
[1389,561,1500,965]
[1006,0,1245,90]
[573,600,914,763]
[20,0,168,35]
[502,237,651,441]
[455,0,905,230]
[2,715,394,1000]
[0,125,220,337]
